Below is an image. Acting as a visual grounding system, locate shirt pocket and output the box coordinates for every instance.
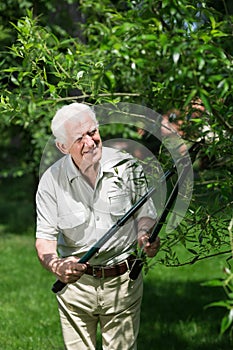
[58,205,87,242]
[108,191,132,218]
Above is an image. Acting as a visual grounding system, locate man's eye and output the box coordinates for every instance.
[88,129,97,136]
[75,137,83,143]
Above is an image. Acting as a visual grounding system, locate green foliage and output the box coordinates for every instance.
[0,10,108,176]
[1,1,233,177]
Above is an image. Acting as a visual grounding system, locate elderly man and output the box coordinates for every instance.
[35,103,160,350]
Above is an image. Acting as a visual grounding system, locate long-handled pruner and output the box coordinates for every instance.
[130,141,202,279]
[129,158,192,279]
[52,141,201,293]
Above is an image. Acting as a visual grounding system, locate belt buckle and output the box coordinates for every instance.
[92,266,104,278]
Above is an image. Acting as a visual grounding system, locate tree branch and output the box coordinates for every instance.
[53,92,141,102]
[165,249,232,267]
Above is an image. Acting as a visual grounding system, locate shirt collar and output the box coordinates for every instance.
[65,155,82,182]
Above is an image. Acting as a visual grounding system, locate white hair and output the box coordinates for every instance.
[51,103,97,144]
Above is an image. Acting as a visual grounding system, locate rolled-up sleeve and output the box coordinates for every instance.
[36,175,58,241]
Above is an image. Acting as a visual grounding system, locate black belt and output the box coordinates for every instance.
[85,255,135,278]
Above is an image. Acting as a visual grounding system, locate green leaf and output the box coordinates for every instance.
[199,90,212,112]
[10,74,20,86]
[209,16,216,30]
[184,89,197,107]
[220,311,233,335]
[201,279,224,287]
[205,300,230,309]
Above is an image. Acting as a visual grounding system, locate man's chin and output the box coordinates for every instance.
[83,148,102,165]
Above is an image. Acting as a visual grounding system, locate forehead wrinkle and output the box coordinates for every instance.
[65,117,97,142]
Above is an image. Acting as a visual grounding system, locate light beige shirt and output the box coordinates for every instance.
[36,147,156,265]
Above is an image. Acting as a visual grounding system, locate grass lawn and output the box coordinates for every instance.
[0,233,232,350]
[0,234,62,350]
[140,254,232,350]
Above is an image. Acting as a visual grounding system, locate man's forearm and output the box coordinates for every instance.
[35,238,61,275]
[40,253,62,275]
[137,217,156,237]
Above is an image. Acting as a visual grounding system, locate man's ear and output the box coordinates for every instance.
[56,142,69,154]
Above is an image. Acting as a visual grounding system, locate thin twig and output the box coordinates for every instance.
[165,249,232,267]
[53,92,141,102]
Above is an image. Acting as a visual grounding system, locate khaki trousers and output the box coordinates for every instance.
[56,271,143,350]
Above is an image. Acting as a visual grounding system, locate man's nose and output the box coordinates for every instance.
[83,134,94,146]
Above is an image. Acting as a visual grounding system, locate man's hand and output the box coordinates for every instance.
[137,218,160,258]
[138,234,160,258]
[35,238,86,284]
[54,256,87,284]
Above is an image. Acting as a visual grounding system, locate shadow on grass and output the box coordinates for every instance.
[139,276,232,350]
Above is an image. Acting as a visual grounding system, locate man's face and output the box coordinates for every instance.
[65,113,102,172]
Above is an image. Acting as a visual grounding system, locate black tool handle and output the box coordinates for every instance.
[129,141,201,280]
[129,173,180,280]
